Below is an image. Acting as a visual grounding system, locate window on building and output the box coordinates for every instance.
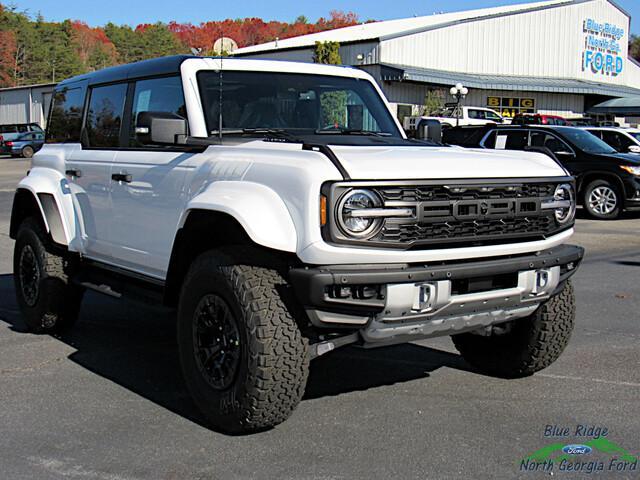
[46,88,85,143]
[129,76,187,147]
[396,104,413,125]
[85,83,127,148]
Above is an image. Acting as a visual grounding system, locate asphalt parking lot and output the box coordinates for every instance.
[0,155,638,479]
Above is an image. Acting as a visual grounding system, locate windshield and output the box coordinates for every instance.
[197,71,401,138]
[629,132,640,142]
[554,127,617,154]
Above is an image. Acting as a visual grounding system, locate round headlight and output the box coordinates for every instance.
[337,189,382,237]
[554,183,576,225]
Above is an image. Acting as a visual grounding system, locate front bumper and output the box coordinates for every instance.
[290,244,584,342]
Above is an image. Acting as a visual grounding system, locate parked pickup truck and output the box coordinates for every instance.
[11,55,583,433]
[404,106,506,131]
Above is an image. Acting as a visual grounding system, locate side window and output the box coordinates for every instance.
[85,83,127,148]
[129,76,186,147]
[17,125,28,133]
[484,111,502,122]
[494,130,529,150]
[468,110,483,119]
[601,131,625,151]
[529,131,571,154]
[46,88,85,143]
[587,130,602,140]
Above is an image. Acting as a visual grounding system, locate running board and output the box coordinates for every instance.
[72,261,165,305]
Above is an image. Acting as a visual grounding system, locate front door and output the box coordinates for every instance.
[108,75,192,279]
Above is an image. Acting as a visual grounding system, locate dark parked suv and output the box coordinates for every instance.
[444,125,640,219]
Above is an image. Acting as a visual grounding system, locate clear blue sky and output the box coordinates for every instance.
[11,0,640,34]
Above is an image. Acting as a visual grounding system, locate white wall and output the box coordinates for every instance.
[381,0,632,87]
[0,85,54,127]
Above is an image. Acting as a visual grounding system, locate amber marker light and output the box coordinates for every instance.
[320,195,327,226]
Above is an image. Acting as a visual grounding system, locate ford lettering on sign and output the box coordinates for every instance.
[562,444,593,455]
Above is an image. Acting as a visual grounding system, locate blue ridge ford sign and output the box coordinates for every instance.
[582,18,625,77]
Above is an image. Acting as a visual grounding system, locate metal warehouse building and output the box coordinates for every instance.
[235,0,640,123]
[0,83,55,129]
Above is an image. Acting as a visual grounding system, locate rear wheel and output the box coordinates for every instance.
[177,250,309,433]
[583,179,622,219]
[452,282,575,378]
[21,145,35,159]
[13,218,83,333]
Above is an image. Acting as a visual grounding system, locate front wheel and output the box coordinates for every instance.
[13,218,83,333]
[452,282,575,378]
[583,179,622,219]
[177,251,309,433]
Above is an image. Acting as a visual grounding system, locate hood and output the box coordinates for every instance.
[328,145,567,180]
[602,153,640,165]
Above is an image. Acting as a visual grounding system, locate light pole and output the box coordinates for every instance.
[449,83,469,127]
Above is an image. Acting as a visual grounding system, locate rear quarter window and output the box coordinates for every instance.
[46,88,85,143]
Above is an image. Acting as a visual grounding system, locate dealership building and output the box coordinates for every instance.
[235,0,640,123]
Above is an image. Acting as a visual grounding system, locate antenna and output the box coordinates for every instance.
[218,27,223,144]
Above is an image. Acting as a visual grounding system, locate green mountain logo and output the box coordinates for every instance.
[524,438,637,463]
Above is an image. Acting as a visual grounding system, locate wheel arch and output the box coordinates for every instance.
[10,188,67,246]
[577,172,625,201]
[10,169,77,247]
[164,208,298,307]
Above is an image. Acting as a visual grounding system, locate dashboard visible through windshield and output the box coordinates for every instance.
[196,71,402,138]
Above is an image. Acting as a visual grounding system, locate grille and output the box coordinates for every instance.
[348,182,561,248]
[377,215,555,245]
[378,183,556,203]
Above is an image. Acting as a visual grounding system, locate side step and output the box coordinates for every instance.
[72,261,165,305]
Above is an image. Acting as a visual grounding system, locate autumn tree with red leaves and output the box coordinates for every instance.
[0,4,364,87]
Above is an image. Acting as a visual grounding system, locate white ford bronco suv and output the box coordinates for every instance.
[11,55,583,433]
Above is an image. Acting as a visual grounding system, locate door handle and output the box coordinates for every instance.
[65,169,82,178]
[112,173,132,183]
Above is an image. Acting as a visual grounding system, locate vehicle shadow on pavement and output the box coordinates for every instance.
[0,273,472,425]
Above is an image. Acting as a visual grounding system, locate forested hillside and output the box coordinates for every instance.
[0,5,360,87]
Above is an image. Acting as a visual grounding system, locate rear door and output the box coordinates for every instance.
[66,82,128,263]
[109,75,192,279]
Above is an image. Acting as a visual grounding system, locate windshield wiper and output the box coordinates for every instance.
[209,128,303,142]
[314,128,392,137]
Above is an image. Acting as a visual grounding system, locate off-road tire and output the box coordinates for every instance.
[177,250,309,433]
[452,281,575,378]
[21,145,35,159]
[13,217,83,333]
[583,179,622,220]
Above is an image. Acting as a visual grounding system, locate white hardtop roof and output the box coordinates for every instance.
[235,0,587,54]
[183,57,372,79]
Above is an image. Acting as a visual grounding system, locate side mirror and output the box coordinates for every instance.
[416,119,442,143]
[628,145,640,154]
[135,111,187,145]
